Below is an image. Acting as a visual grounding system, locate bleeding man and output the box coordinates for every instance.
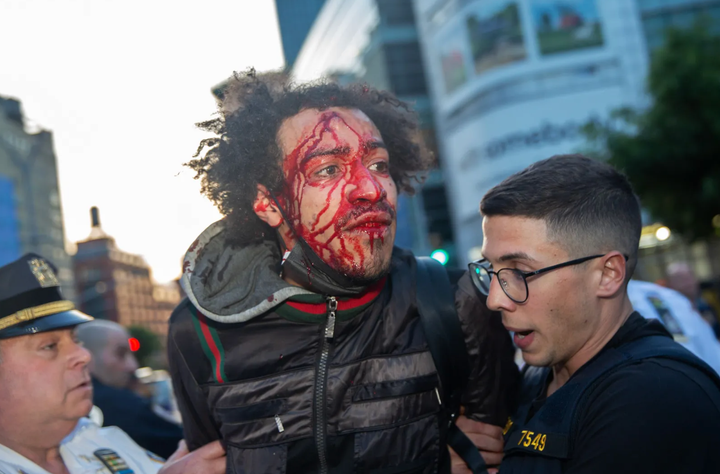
[169,71,518,474]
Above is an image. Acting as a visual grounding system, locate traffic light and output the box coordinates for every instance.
[128,337,141,352]
[430,249,449,266]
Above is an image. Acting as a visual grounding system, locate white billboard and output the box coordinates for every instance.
[414,0,650,262]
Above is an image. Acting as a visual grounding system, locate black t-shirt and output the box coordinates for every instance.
[527,313,720,474]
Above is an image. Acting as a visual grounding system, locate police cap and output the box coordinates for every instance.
[0,253,93,339]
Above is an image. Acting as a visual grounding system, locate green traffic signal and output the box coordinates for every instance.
[430,249,449,266]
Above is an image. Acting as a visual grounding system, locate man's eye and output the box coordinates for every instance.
[42,343,58,351]
[316,165,340,177]
[369,161,389,173]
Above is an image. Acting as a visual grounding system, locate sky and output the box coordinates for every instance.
[0,0,285,282]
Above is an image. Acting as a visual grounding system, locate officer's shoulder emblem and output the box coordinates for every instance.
[93,448,135,473]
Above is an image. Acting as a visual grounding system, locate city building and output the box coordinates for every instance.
[414,0,720,273]
[0,96,75,300]
[292,0,457,263]
[275,0,327,69]
[414,0,653,264]
[73,207,180,336]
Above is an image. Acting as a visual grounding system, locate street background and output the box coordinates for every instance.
[1,0,719,366]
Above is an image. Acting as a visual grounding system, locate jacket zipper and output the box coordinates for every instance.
[315,296,337,474]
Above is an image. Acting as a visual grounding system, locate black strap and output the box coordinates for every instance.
[448,423,490,473]
[415,257,489,474]
[415,257,470,403]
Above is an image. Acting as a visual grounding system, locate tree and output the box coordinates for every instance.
[127,325,163,368]
[583,22,720,240]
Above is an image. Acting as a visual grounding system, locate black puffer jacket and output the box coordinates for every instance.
[168,220,518,474]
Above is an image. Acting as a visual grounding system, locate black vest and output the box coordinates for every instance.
[500,335,720,474]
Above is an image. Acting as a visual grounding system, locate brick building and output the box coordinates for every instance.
[72,207,180,335]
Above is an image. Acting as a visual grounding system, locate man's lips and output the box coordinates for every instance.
[71,378,92,392]
[343,212,393,231]
[505,325,535,349]
[504,325,532,333]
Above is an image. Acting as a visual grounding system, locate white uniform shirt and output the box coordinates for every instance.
[628,279,720,375]
[0,418,163,474]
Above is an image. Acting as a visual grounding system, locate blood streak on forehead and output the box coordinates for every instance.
[281,110,378,213]
[280,110,392,270]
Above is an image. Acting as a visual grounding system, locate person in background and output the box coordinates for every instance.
[628,279,720,374]
[77,320,184,459]
[667,262,720,339]
[0,253,225,474]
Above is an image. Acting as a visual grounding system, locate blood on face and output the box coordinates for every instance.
[276,107,397,276]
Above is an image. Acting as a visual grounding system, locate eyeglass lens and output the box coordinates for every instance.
[475,265,527,303]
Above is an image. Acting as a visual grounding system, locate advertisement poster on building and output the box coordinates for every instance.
[438,29,469,94]
[531,0,604,55]
[465,1,527,75]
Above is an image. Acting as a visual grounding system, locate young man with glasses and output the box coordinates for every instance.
[470,154,720,473]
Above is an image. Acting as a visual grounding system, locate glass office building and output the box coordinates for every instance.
[0,175,20,267]
[0,97,75,299]
[275,0,327,68]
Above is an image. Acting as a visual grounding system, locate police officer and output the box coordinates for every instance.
[470,155,720,473]
[0,253,225,474]
[628,279,720,374]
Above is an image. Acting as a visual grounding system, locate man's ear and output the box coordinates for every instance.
[596,251,627,298]
[253,184,283,228]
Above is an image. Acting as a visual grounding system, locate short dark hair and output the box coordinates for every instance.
[480,154,642,280]
[186,70,432,247]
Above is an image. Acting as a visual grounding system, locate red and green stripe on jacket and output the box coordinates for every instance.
[189,277,387,383]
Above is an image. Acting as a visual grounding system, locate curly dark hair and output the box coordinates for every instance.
[186,69,433,247]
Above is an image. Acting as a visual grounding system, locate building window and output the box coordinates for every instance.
[81,268,101,282]
[53,248,66,261]
[378,0,416,25]
[384,42,428,96]
[642,1,720,50]
[639,0,719,11]
[49,192,60,207]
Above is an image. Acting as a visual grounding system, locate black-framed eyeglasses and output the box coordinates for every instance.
[468,254,628,304]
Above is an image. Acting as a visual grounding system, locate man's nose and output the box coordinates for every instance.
[486,276,516,313]
[71,342,92,368]
[347,165,385,203]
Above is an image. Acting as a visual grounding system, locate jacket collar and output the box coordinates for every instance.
[275,277,388,323]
